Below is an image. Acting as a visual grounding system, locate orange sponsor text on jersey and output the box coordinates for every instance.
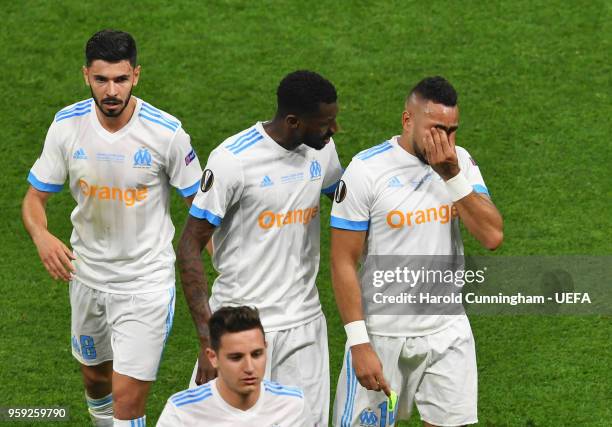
[79,179,148,207]
[386,204,458,228]
[258,206,319,229]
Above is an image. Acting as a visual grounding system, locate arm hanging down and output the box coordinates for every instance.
[177,215,217,385]
[331,228,391,396]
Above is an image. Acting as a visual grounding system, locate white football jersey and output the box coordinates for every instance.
[28,98,202,293]
[157,379,313,427]
[190,122,343,331]
[330,136,489,336]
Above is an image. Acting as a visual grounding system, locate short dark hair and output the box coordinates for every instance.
[209,306,265,351]
[408,76,457,107]
[276,70,337,117]
[85,30,137,67]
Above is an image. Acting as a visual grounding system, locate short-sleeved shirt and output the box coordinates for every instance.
[189,122,343,331]
[28,97,202,293]
[330,136,489,336]
[157,379,313,426]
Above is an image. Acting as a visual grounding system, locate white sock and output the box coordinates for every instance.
[113,415,146,426]
[86,393,113,427]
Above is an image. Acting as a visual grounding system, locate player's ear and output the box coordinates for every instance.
[206,347,218,368]
[285,114,299,129]
[132,65,141,86]
[82,66,90,86]
[402,110,412,132]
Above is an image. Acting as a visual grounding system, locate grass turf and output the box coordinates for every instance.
[1,1,610,425]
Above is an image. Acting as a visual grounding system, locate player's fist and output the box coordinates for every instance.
[350,343,391,396]
[195,347,217,385]
[423,127,460,181]
[33,230,76,281]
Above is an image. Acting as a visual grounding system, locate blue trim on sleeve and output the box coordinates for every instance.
[330,216,369,231]
[141,103,180,129]
[55,109,91,122]
[356,141,393,160]
[28,172,63,193]
[139,113,177,132]
[171,384,212,406]
[174,391,213,407]
[189,206,222,227]
[176,180,200,197]
[322,180,340,194]
[55,104,91,120]
[472,184,490,196]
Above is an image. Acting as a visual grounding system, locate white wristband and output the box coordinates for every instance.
[445,172,472,202]
[344,320,370,347]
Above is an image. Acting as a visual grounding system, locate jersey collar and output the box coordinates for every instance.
[212,378,266,417]
[256,121,307,156]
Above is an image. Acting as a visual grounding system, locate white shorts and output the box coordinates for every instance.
[70,280,175,381]
[333,316,477,427]
[190,314,330,426]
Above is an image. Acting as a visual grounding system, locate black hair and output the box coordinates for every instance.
[85,29,137,67]
[209,306,265,351]
[408,76,457,107]
[276,70,337,117]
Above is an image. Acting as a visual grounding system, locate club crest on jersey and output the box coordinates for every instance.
[133,147,152,168]
[201,169,214,193]
[260,175,274,188]
[388,176,403,188]
[73,148,87,160]
[309,160,322,180]
[358,408,378,427]
[335,180,347,203]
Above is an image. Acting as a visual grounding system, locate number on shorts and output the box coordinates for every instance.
[376,401,398,427]
[79,335,96,360]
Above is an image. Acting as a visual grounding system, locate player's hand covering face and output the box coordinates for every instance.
[411,101,460,180]
[423,126,460,180]
[84,59,140,118]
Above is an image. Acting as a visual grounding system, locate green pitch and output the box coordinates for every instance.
[1,1,610,425]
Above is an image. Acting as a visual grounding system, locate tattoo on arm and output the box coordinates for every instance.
[177,216,215,343]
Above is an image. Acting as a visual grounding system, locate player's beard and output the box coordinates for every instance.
[302,130,334,151]
[91,88,133,118]
[412,136,429,165]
